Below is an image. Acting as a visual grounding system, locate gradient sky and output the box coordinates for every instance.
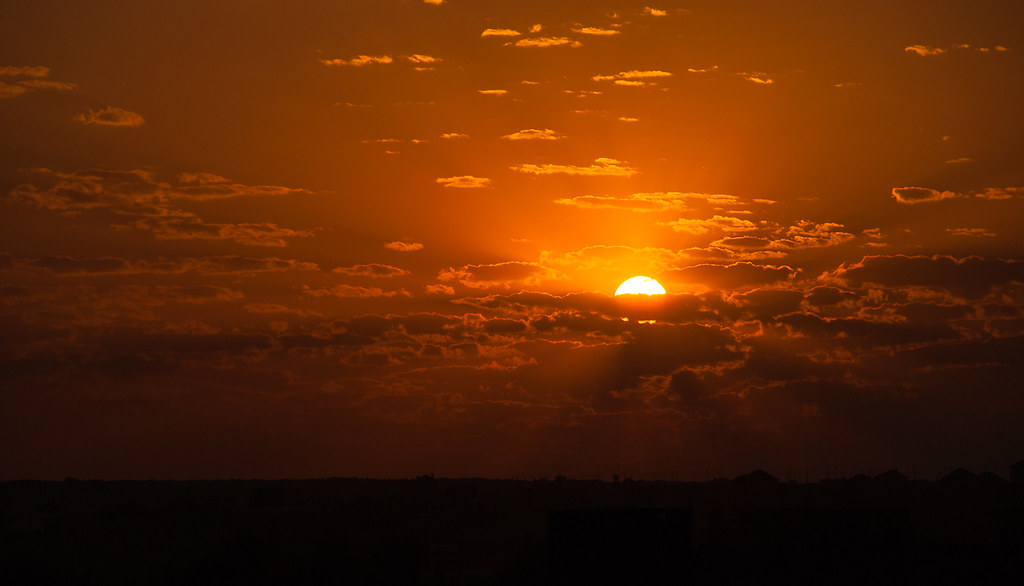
[2,0,1023,480]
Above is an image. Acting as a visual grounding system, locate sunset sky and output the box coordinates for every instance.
[2,0,1023,480]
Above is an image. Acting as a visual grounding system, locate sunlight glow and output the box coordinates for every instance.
[614,276,666,296]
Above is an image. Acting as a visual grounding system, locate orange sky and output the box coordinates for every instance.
[2,0,1023,480]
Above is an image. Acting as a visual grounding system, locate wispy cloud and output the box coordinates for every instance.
[333,264,410,278]
[906,43,1008,56]
[512,157,638,177]
[74,106,145,127]
[481,28,521,37]
[436,175,492,188]
[891,186,958,204]
[0,65,50,77]
[663,215,758,234]
[440,132,470,139]
[502,128,565,141]
[573,27,620,36]
[687,66,719,73]
[477,89,508,96]
[555,192,739,212]
[593,70,671,87]
[423,0,445,5]
[739,72,774,84]
[320,55,393,66]
[510,37,582,48]
[904,45,946,57]
[385,241,423,252]
[947,228,995,238]
[643,7,667,16]
[0,65,76,98]
[438,261,549,289]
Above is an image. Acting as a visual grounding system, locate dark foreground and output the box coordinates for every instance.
[3,472,1023,585]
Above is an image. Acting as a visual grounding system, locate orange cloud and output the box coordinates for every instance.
[502,128,565,141]
[905,45,946,56]
[320,55,393,66]
[385,241,424,252]
[555,192,739,212]
[663,215,758,234]
[512,157,638,177]
[0,65,50,77]
[477,89,508,96]
[74,106,145,127]
[436,175,492,188]
[643,7,667,16]
[573,27,620,36]
[481,28,521,37]
[891,186,958,204]
[438,261,550,289]
[510,37,582,48]
[333,264,410,278]
[739,72,774,84]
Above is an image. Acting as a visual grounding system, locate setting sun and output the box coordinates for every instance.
[614,276,667,296]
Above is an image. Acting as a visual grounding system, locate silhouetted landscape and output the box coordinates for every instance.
[4,467,1023,585]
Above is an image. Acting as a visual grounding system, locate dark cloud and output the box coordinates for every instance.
[438,261,549,289]
[665,262,797,289]
[833,255,1024,298]
[891,186,958,204]
[332,264,409,278]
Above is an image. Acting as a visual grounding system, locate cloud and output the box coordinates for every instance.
[663,215,758,234]
[436,175,491,189]
[426,284,456,295]
[0,65,50,77]
[618,116,639,122]
[687,66,719,73]
[481,28,521,37]
[891,186,958,204]
[74,106,145,127]
[423,0,445,5]
[304,285,400,298]
[0,65,77,98]
[333,264,410,277]
[512,157,638,177]
[21,255,318,276]
[385,241,424,252]
[555,192,739,212]
[7,168,310,223]
[573,27,620,36]
[975,187,1024,200]
[406,54,441,66]
[905,45,946,56]
[128,216,315,246]
[643,7,667,16]
[945,157,972,164]
[438,261,550,289]
[739,72,774,84]
[832,254,1024,298]
[477,89,508,96]
[664,262,797,289]
[17,79,77,90]
[320,55,393,66]
[440,132,470,139]
[946,228,995,238]
[510,37,582,48]
[501,128,565,141]
[593,70,672,87]
[0,82,27,99]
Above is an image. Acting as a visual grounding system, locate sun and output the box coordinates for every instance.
[615,276,666,296]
